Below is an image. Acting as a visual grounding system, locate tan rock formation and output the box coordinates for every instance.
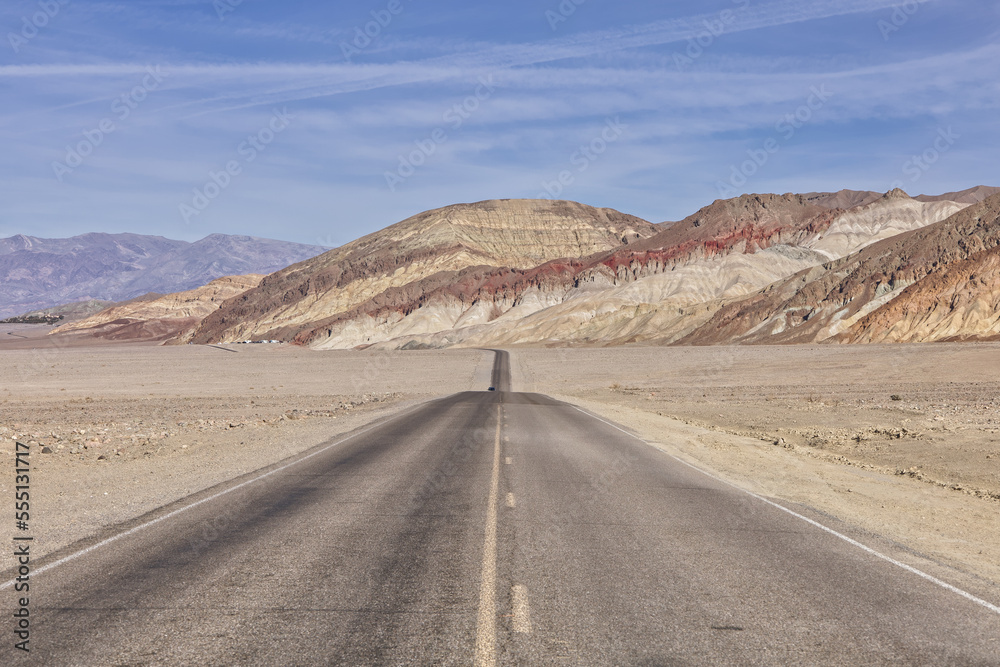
[51,274,264,343]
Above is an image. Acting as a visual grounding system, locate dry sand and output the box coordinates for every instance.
[2,325,999,601]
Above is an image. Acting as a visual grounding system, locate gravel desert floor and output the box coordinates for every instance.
[2,326,999,601]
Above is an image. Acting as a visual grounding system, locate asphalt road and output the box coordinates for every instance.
[488,348,511,392]
[3,350,999,665]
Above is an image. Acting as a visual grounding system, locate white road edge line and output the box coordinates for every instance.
[571,405,1000,617]
[475,403,503,667]
[0,400,432,591]
[512,584,532,633]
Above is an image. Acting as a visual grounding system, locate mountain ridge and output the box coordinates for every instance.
[46,185,999,349]
[0,232,328,318]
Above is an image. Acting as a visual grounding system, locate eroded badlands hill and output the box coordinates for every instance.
[189,200,657,344]
[680,193,1000,344]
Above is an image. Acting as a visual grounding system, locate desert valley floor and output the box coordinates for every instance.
[1,324,998,603]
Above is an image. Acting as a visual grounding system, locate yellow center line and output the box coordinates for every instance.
[474,402,502,667]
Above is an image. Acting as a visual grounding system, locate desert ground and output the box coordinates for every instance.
[2,326,998,597]
[0,325,493,569]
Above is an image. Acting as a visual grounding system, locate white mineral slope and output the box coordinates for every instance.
[802,191,967,260]
[453,245,825,346]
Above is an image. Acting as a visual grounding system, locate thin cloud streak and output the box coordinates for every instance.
[167,0,931,117]
[1,0,917,119]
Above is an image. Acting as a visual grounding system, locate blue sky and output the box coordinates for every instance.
[0,0,997,246]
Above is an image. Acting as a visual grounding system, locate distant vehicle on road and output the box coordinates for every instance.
[488,386,496,391]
